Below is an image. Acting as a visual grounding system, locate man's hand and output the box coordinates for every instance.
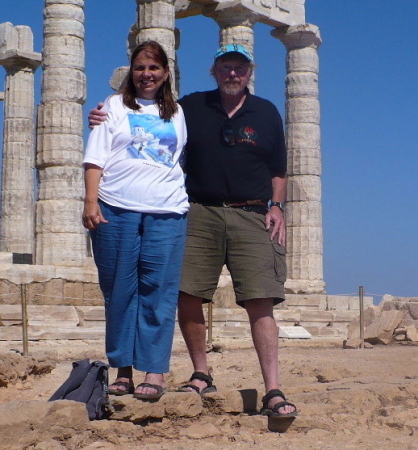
[88,102,106,128]
[265,206,286,246]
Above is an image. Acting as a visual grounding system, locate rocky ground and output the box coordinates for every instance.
[1,337,418,450]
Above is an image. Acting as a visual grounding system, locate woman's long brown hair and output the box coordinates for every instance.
[121,41,178,121]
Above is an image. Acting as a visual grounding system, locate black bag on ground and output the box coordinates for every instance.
[49,358,111,420]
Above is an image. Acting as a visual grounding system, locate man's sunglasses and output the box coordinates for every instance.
[221,119,235,146]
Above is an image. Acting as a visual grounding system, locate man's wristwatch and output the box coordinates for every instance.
[270,201,286,212]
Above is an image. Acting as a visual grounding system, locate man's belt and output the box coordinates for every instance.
[192,199,268,208]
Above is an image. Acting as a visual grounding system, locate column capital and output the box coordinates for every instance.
[203,4,259,28]
[0,49,42,72]
[271,23,322,50]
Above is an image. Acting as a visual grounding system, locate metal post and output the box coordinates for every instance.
[207,302,213,348]
[359,286,364,349]
[21,284,29,355]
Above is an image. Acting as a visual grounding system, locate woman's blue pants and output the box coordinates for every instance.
[90,201,187,373]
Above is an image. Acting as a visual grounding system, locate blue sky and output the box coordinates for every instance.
[1,0,417,301]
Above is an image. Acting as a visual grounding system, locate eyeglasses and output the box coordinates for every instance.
[221,119,235,146]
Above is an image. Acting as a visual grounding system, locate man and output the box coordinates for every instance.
[89,44,297,418]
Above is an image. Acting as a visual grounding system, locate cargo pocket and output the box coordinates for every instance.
[271,242,286,283]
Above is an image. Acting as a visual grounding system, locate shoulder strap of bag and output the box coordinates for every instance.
[48,358,91,401]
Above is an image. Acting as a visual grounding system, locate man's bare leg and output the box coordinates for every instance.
[177,291,211,392]
[245,298,296,415]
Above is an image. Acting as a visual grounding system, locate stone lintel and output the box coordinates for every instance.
[175,0,305,27]
[0,49,42,70]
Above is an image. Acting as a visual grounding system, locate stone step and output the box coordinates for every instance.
[0,304,358,341]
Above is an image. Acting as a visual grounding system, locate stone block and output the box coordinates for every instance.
[137,30,175,61]
[316,326,341,337]
[0,253,13,264]
[286,72,319,98]
[44,18,84,39]
[286,97,320,124]
[42,68,86,103]
[349,296,373,310]
[273,309,301,322]
[363,310,404,344]
[300,310,334,323]
[332,311,358,322]
[288,46,319,72]
[213,283,236,308]
[406,303,418,320]
[303,326,320,336]
[279,325,312,339]
[285,274,326,295]
[405,325,418,342]
[0,22,18,51]
[75,306,105,322]
[327,295,350,311]
[380,310,404,332]
[284,294,325,308]
[138,1,175,30]
[36,200,84,232]
[287,174,321,202]
[110,66,129,91]
[286,201,322,227]
[0,325,105,341]
[35,232,87,267]
[37,102,83,135]
[287,144,321,176]
[43,35,84,69]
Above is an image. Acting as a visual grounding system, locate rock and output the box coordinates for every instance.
[0,399,88,449]
[343,339,362,349]
[34,440,66,450]
[237,414,266,431]
[0,352,55,387]
[179,422,221,439]
[109,392,202,422]
[315,368,341,383]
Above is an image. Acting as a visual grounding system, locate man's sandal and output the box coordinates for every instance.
[178,371,217,397]
[108,380,135,396]
[260,389,298,418]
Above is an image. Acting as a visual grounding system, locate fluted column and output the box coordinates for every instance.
[0,23,41,256]
[36,0,86,266]
[272,24,325,294]
[203,5,257,92]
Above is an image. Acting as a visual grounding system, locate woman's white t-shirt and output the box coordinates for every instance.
[83,94,189,214]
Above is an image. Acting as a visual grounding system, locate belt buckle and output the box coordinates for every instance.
[222,201,230,208]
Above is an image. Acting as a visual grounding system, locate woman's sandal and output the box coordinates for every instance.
[177,371,217,397]
[133,383,167,401]
[108,380,135,396]
[260,389,298,418]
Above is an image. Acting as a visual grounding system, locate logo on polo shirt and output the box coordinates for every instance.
[238,126,258,145]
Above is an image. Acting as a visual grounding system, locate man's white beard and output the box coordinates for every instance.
[220,83,244,96]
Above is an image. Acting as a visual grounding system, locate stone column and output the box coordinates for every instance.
[36,0,86,266]
[0,23,41,256]
[203,5,257,92]
[272,24,325,294]
[135,0,176,89]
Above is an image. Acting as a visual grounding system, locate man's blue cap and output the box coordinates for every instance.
[214,44,253,62]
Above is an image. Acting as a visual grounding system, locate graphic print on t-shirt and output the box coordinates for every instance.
[127,114,178,168]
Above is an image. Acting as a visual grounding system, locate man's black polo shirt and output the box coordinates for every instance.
[179,89,287,204]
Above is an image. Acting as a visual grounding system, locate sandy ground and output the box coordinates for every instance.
[1,337,418,449]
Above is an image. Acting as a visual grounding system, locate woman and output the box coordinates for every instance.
[82,41,188,400]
